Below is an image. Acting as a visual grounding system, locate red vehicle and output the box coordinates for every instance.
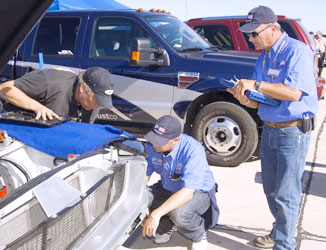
[187,15,325,99]
[186,15,316,52]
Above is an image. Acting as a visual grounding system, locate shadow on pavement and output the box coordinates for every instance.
[302,170,326,198]
[123,224,263,249]
[123,226,189,249]
[210,224,265,249]
[306,161,326,168]
[254,169,326,198]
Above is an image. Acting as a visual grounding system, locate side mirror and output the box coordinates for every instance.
[130,38,170,66]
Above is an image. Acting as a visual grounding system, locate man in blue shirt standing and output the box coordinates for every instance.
[228,6,318,250]
[141,115,219,250]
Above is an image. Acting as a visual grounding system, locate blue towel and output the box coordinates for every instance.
[0,121,131,157]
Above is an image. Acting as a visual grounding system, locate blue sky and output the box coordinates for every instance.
[118,0,326,34]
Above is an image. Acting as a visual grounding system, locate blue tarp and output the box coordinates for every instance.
[1,121,131,157]
[48,0,130,11]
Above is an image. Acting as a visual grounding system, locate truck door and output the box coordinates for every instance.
[81,15,175,128]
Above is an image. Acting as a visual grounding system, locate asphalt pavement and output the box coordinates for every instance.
[118,83,326,250]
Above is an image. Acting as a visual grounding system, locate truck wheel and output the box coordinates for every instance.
[191,101,258,167]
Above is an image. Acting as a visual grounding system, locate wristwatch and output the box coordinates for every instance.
[255,81,261,91]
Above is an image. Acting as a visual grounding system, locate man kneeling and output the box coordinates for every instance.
[142,115,219,250]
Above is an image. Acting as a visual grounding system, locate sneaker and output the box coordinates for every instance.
[153,226,177,244]
[253,234,275,249]
[191,232,208,250]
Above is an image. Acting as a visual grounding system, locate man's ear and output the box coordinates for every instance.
[270,24,278,33]
[173,137,180,143]
[170,137,180,147]
[78,82,87,94]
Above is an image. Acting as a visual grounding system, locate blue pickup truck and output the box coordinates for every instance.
[0,9,260,167]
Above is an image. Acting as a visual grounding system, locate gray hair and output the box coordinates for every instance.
[78,72,85,85]
[78,72,93,94]
[262,22,281,30]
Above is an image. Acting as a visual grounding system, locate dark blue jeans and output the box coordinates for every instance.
[148,182,210,242]
[261,125,311,250]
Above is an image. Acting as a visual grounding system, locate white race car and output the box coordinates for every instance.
[0,1,149,249]
[0,116,148,250]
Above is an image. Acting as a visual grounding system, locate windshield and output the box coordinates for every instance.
[144,15,210,52]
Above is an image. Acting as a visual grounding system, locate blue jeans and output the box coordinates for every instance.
[148,182,210,242]
[260,125,311,250]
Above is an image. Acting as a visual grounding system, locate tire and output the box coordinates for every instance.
[191,101,258,167]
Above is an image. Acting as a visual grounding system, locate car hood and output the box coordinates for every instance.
[215,49,260,57]
[0,0,54,71]
[181,49,259,66]
[202,49,259,62]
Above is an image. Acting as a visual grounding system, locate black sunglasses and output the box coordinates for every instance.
[248,25,271,38]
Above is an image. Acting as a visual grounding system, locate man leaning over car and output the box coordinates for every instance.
[0,67,113,123]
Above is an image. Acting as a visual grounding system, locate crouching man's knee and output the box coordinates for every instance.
[169,207,197,228]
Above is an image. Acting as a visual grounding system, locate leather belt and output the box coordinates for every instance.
[264,120,302,128]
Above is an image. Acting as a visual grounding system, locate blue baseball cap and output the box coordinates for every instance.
[145,115,182,147]
[239,6,277,33]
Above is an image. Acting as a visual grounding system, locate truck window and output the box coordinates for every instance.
[241,21,300,51]
[241,33,255,50]
[193,25,234,50]
[278,21,298,40]
[90,17,157,58]
[33,17,80,56]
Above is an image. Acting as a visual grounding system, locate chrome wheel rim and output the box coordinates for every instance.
[203,116,242,155]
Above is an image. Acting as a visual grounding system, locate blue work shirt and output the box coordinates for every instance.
[146,134,216,193]
[252,32,318,122]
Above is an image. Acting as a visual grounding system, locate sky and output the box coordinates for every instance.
[118,0,326,34]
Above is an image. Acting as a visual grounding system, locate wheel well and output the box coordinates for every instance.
[184,91,262,133]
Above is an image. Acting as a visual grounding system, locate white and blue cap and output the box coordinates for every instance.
[83,67,114,108]
[145,115,182,147]
[239,6,277,33]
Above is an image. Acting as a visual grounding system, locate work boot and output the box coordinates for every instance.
[253,234,275,249]
[191,231,208,250]
[153,226,177,244]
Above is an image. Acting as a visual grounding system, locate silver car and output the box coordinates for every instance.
[0,1,148,249]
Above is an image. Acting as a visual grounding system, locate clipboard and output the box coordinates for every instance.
[219,78,281,107]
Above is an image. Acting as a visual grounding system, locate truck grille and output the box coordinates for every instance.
[0,165,125,250]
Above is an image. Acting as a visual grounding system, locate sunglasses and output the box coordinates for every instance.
[248,25,271,38]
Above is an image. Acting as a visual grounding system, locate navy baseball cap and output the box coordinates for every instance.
[83,67,114,108]
[239,6,277,33]
[145,115,182,147]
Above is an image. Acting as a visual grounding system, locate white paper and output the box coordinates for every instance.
[33,175,81,217]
